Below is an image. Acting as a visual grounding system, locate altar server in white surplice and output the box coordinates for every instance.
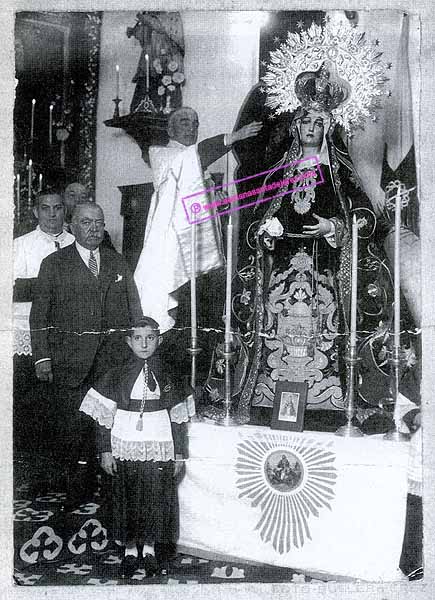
[134,107,262,333]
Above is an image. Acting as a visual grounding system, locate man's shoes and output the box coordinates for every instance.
[143,553,159,578]
[121,554,140,579]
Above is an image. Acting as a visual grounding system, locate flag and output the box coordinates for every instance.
[134,143,224,333]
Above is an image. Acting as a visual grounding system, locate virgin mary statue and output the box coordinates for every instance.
[233,22,388,424]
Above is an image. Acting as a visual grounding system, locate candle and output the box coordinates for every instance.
[16,173,20,222]
[49,104,53,145]
[39,173,43,192]
[145,54,150,92]
[115,64,120,99]
[225,216,234,346]
[28,159,33,207]
[394,190,401,348]
[190,223,197,346]
[30,98,36,142]
[350,213,358,348]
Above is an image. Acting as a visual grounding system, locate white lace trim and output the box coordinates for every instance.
[14,328,32,356]
[112,436,175,462]
[170,396,196,424]
[79,388,117,429]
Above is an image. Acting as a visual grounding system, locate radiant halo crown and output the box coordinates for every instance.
[263,21,388,133]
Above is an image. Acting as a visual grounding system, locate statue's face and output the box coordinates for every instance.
[168,110,199,146]
[299,112,324,149]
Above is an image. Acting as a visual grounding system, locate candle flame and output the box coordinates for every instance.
[116,64,119,72]
[32,98,36,105]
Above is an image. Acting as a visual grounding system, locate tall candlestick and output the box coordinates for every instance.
[394,190,401,349]
[225,216,234,346]
[49,104,53,145]
[350,214,358,348]
[28,159,33,207]
[30,98,36,142]
[16,173,20,222]
[190,223,197,345]
[115,64,120,99]
[145,54,150,92]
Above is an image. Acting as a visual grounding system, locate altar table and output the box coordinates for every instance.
[178,420,409,581]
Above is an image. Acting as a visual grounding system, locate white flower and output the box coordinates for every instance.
[153,58,162,73]
[162,75,172,86]
[157,86,165,96]
[168,84,175,92]
[258,217,283,238]
[168,60,178,72]
[172,72,185,84]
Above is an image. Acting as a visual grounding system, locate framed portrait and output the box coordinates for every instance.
[271,381,308,432]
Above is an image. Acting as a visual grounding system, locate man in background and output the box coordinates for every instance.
[13,188,75,457]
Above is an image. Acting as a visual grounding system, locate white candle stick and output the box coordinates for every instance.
[49,104,53,145]
[28,159,33,207]
[39,173,43,192]
[145,54,150,92]
[30,98,36,142]
[350,214,358,348]
[225,216,234,346]
[115,64,120,99]
[394,190,401,349]
[190,223,197,346]
[16,173,20,221]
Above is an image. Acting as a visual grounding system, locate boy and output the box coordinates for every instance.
[80,316,193,578]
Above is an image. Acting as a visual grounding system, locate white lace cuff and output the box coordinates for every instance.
[79,388,116,429]
[112,436,175,462]
[170,396,196,424]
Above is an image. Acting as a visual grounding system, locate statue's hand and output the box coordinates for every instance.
[302,213,333,238]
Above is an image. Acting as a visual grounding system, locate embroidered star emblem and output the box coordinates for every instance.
[273,36,280,43]
[373,39,380,46]
[387,62,393,69]
[296,20,304,30]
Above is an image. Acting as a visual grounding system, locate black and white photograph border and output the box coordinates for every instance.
[1,1,435,599]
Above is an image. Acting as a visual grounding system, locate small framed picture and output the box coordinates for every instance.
[271,381,308,432]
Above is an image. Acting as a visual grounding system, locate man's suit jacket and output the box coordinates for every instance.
[30,243,142,388]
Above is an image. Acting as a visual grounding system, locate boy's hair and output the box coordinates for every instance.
[127,316,160,336]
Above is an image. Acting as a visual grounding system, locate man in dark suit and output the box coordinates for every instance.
[30,202,142,509]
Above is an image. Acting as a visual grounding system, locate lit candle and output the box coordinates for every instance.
[28,159,33,207]
[115,64,120,99]
[49,104,53,145]
[145,54,150,92]
[39,173,43,192]
[16,173,20,222]
[394,190,401,349]
[30,98,36,142]
[190,223,197,345]
[225,216,234,346]
[350,213,358,348]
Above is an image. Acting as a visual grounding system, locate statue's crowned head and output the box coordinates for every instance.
[263,20,387,134]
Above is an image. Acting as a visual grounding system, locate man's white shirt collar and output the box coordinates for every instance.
[75,241,100,272]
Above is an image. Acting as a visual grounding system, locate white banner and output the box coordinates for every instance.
[178,421,409,581]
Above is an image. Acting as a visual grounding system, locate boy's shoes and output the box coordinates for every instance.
[121,554,140,579]
[143,553,159,578]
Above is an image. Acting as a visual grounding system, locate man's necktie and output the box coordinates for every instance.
[55,241,60,251]
[88,250,98,277]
